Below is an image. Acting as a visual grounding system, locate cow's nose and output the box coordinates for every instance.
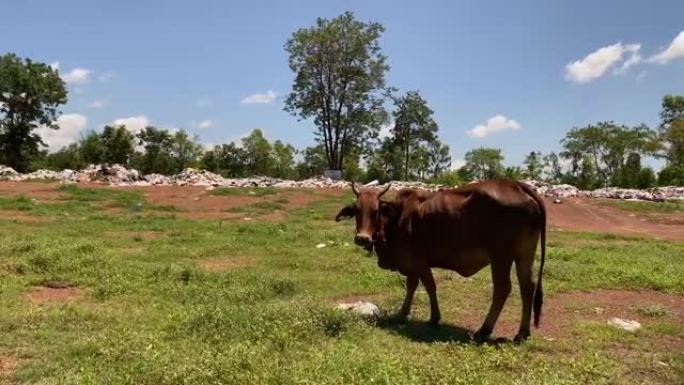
[354,234,373,247]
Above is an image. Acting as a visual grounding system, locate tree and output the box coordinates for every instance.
[636,167,656,189]
[425,139,451,178]
[100,125,135,166]
[462,148,504,181]
[42,143,84,171]
[284,11,389,172]
[577,155,599,190]
[242,129,274,176]
[504,166,524,180]
[136,126,173,174]
[79,130,105,165]
[170,130,202,172]
[391,91,438,180]
[658,165,684,186]
[0,53,67,171]
[544,152,564,183]
[560,121,657,186]
[295,145,327,179]
[619,153,641,188]
[659,95,684,169]
[201,143,248,177]
[271,140,296,179]
[523,151,544,180]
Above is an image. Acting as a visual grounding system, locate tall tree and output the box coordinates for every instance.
[242,129,274,176]
[523,151,544,180]
[425,139,451,178]
[79,130,105,165]
[560,121,657,186]
[295,145,327,179]
[284,11,389,172]
[544,152,564,183]
[170,130,202,172]
[0,53,67,171]
[271,140,296,179]
[659,95,684,168]
[136,126,173,174]
[461,147,504,181]
[391,91,439,180]
[100,125,135,166]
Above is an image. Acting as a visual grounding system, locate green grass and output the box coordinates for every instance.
[0,185,682,384]
[600,198,684,213]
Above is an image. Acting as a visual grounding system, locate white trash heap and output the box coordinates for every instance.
[1,164,683,202]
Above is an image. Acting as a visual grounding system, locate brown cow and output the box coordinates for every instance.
[335,180,546,342]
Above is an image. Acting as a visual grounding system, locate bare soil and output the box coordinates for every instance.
[25,286,82,304]
[1,182,683,239]
[545,197,684,242]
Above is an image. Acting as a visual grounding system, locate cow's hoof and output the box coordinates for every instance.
[513,332,530,344]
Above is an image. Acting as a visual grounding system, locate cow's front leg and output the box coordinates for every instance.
[420,269,441,325]
[396,274,419,320]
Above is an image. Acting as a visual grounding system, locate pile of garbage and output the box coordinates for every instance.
[1,164,683,202]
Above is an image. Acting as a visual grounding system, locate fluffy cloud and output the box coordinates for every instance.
[111,115,150,133]
[467,115,521,138]
[614,49,642,75]
[649,30,684,64]
[565,43,640,83]
[87,99,107,108]
[61,68,92,85]
[241,90,276,104]
[37,113,87,151]
[197,120,215,129]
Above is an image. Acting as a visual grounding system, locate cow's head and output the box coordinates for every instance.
[335,181,394,251]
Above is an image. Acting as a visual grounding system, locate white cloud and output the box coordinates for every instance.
[241,90,276,104]
[111,115,150,133]
[61,68,92,85]
[197,119,215,129]
[649,30,684,64]
[565,42,640,83]
[87,99,107,108]
[614,48,642,75]
[467,115,521,138]
[450,159,466,170]
[97,72,115,82]
[37,113,88,151]
[195,97,214,108]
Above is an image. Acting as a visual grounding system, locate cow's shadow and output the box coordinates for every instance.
[375,316,512,346]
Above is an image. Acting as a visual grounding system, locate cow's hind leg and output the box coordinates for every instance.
[420,270,441,325]
[514,256,535,343]
[396,274,419,320]
[474,258,513,342]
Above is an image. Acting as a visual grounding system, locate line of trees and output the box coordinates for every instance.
[1,11,683,187]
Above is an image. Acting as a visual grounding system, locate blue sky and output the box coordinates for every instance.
[2,0,684,168]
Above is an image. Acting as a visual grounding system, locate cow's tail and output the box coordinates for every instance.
[518,181,546,328]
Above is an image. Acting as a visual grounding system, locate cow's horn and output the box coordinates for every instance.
[350,181,360,197]
[378,183,391,197]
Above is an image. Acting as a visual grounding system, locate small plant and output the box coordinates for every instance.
[637,305,670,317]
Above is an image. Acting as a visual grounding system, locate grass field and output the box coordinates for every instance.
[0,185,682,384]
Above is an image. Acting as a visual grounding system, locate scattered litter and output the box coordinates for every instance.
[336,301,380,318]
[1,164,683,202]
[608,318,641,332]
[243,218,253,221]
[316,243,327,249]
[593,307,605,315]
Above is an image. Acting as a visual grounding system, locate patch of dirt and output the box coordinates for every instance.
[546,197,684,242]
[0,355,18,380]
[0,181,62,201]
[197,256,254,271]
[456,289,683,340]
[0,210,50,223]
[25,285,83,304]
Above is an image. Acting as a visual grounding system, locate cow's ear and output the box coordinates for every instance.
[335,204,356,221]
[379,201,399,220]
